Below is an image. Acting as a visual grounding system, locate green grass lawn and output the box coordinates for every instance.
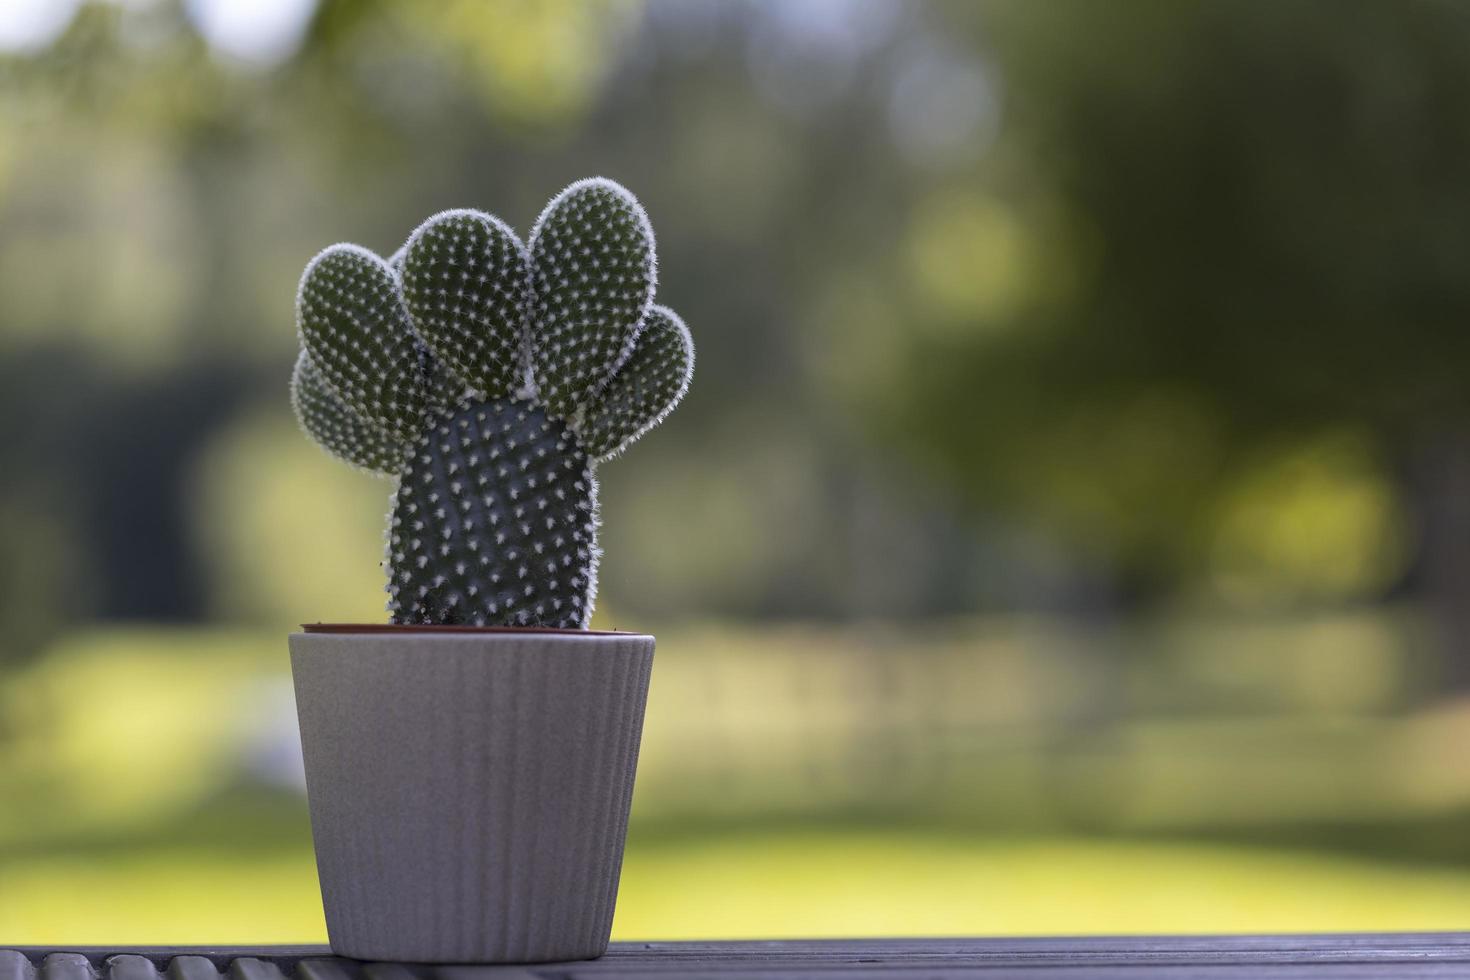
[6,828,1470,943]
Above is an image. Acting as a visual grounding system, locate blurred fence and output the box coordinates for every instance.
[637,615,1470,840]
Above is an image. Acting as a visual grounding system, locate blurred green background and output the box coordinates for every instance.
[4,0,1470,942]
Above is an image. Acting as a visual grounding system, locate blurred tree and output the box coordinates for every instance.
[0,348,250,656]
[869,0,1470,687]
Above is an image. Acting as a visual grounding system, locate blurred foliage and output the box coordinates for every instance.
[390,0,640,130]
[869,0,1470,613]
[191,409,391,625]
[1207,436,1409,607]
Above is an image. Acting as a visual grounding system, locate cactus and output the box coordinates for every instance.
[291,178,694,628]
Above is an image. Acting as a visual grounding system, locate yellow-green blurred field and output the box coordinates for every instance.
[3,617,1470,942]
[9,831,1470,943]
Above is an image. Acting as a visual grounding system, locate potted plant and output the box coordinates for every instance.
[286,178,693,964]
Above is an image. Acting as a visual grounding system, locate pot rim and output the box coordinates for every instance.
[300,622,650,638]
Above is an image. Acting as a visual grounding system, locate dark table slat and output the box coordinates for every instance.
[0,951,32,980]
[4,936,1470,978]
[562,969,1470,979]
[167,957,225,980]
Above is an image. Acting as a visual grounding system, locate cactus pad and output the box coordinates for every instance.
[290,350,409,475]
[577,306,694,460]
[528,178,656,420]
[402,210,531,400]
[297,245,427,444]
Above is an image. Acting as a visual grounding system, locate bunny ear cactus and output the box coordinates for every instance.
[290,179,694,628]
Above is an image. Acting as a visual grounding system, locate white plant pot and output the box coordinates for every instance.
[288,627,655,963]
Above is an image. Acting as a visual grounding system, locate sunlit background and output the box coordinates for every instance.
[5,0,1470,943]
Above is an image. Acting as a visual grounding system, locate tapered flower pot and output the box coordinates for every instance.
[288,626,655,963]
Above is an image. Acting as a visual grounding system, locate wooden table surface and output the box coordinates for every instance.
[6,936,1470,979]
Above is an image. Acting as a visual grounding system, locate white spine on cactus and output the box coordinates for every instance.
[526,177,657,422]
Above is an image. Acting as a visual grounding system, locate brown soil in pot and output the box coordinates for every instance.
[301,622,646,637]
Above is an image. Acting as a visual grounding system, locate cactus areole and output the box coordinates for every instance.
[290,179,694,629]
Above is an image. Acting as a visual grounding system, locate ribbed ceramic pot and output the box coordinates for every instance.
[288,626,655,963]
